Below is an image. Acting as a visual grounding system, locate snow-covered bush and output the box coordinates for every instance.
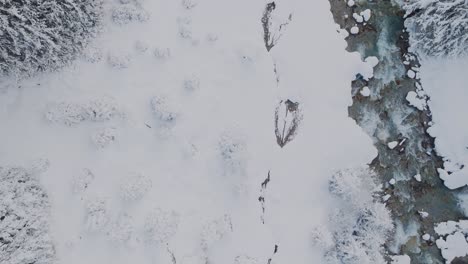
[200,214,233,251]
[91,127,117,149]
[45,97,121,126]
[45,102,87,126]
[111,3,149,26]
[119,172,152,201]
[106,213,134,243]
[402,0,468,58]
[86,97,120,121]
[177,17,193,39]
[144,208,180,245]
[84,197,110,232]
[153,47,171,60]
[134,40,149,53]
[0,166,55,264]
[182,0,197,10]
[107,53,132,69]
[313,167,393,264]
[0,0,102,77]
[72,168,95,194]
[150,96,180,125]
[184,74,200,92]
[218,130,247,176]
[234,255,259,264]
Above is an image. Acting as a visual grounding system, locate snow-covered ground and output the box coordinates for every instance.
[419,58,468,190]
[0,0,378,263]
[417,56,468,263]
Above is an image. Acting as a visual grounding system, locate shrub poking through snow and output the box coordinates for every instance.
[401,0,468,58]
[119,172,152,201]
[274,99,302,148]
[144,208,180,245]
[0,0,102,77]
[313,167,393,264]
[0,166,55,264]
[261,2,292,52]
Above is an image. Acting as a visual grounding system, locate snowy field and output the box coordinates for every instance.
[419,58,468,263]
[0,0,382,263]
[421,58,468,190]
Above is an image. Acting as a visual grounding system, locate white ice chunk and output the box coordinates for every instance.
[353,13,364,23]
[436,232,468,263]
[388,141,398,149]
[350,26,359,34]
[406,91,426,111]
[413,174,422,182]
[361,9,371,21]
[360,86,370,96]
[407,69,416,78]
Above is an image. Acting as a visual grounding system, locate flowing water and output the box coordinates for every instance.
[329,0,465,262]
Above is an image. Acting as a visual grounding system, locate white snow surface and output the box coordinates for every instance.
[0,0,377,263]
[420,58,468,189]
[420,56,468,262]
[391,254,411,264]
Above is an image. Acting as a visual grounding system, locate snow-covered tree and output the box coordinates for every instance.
[402,0,468,58]
[0,166,55,264]
[312,167,393,264]
[0,0,102,77]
